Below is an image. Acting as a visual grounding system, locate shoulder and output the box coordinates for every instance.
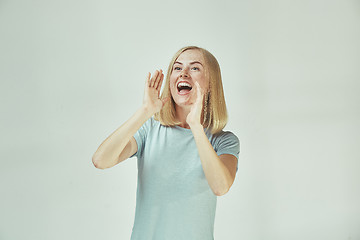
[141,116,168,135]
[208,129,239,144]
[206,128,239,149]
[142,116,158,129]
[210,129,240,160]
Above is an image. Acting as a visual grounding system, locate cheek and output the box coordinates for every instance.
[199,76,209,91]
[169,78,177,93]
[169,77,176,87]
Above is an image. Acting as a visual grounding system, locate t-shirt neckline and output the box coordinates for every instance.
[174,125,208,132]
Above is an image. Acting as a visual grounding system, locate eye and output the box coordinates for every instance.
[192,67,200,70]
[174,66,181,70]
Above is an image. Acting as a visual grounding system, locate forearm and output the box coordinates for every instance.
[92,106,152,168]
[191,124,232,196]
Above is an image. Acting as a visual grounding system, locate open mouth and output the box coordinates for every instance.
[177,81,193,95]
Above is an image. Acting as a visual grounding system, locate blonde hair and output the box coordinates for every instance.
[154,46,228,134]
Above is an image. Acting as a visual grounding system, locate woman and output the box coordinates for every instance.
[92,46,240,240]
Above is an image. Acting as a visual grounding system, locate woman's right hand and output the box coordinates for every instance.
[142,69,170,115]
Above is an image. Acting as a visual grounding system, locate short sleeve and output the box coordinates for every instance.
[214,131,240,172]
[130,117,153,158]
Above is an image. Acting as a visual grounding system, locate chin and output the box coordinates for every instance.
[171,92,191,106]
[173,95,194,106]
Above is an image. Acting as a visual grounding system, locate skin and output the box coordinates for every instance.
[143,69,170,115]
[169,49,209,129]
[145,49,237,196]
[92,49,237,196]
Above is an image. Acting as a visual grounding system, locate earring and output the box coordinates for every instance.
[203,92,210,123]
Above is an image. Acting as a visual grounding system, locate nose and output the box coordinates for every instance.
[180,68,189,78]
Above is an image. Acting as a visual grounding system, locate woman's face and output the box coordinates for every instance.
[169,49,209,107]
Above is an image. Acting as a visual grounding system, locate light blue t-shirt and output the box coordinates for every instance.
[129,117,240,240]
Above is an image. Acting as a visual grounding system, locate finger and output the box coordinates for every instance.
[150,70,159,88]
[194,81,202,96]
[195,82,205,104]
[155,71,164,90]
[146,72,151,87]
[194,81,200,89]
[154,69,162,89]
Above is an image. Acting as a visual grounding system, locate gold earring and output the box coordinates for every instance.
[203,92,209,123]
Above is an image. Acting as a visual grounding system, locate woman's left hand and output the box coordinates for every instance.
[186,81,205,128]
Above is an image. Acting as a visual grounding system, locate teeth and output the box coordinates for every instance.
[177,82,192,88]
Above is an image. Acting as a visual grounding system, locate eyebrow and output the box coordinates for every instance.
[174,61,203,66]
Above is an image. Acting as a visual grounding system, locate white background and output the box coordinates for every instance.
[0,0,359,239]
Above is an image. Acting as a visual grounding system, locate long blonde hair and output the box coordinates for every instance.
[154,46,228,134]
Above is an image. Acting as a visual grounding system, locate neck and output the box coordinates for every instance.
[175,104,205,129]
[175,105,192,129]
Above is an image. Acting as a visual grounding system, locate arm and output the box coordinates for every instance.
[190,125,237,196]
[92,106,152,169]
[187,81,237,196]
[92,69,169,169]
